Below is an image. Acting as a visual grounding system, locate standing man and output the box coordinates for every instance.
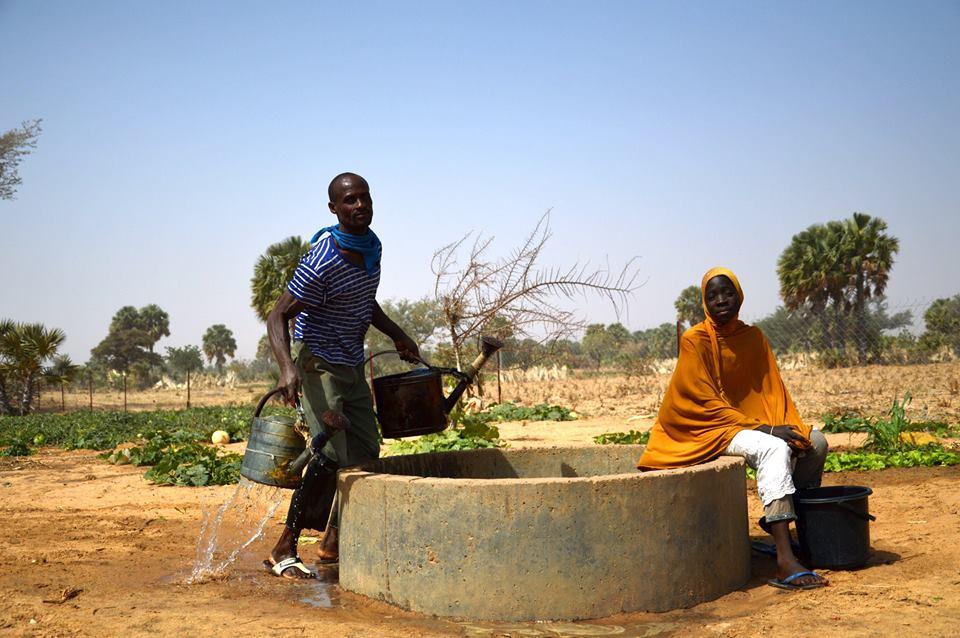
[264,172,420,579]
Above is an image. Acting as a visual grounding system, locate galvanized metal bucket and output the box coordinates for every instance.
[239,388,306,489]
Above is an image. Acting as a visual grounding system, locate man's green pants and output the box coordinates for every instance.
[284,345,380,532]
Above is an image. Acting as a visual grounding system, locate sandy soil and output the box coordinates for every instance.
[2,419,959,637]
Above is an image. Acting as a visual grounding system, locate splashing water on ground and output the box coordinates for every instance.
[187,478,285,583]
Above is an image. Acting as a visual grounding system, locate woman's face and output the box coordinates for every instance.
[704,276,741,325]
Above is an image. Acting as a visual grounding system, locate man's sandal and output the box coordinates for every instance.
[264,556,315,578]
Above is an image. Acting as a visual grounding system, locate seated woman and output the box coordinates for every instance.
[638,267,829,591]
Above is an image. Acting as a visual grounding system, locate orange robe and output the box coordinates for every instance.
[637,269,811,470]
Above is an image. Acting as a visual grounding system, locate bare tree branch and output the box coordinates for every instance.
[432,210,643,369]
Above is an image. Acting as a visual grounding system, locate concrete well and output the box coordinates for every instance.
[337,446,749,621]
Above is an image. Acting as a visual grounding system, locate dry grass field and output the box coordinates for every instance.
[37,361,960,426]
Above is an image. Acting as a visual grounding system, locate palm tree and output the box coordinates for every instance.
[0,321,66,415]
[837,213,899,364]
[138,304,171,353]
[673,285,705,328]
[0,319,14,414]
[202,324,237,374]
[777,223,846,353]
[250,236,311,322]
[45,354,79,412]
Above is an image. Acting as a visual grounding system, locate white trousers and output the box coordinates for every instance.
[725,428,828,522]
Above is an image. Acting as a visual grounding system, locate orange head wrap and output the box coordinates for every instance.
[699,267,745,402]
[700,266,744,324]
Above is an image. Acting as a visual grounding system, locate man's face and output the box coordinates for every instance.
[704,275,741,325]
[328,176,373,233]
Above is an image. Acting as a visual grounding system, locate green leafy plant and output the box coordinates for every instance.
[0,438,33,457]
[864,393,912,452]
[822,408,871,433]
[822,393,959,449]
[385,409,504,455]
[0,404,284,487]
[102,429,241,486]
[483,402,575,422]
[142,446,241,487]
[824,447,960,472]
[0,405,277,451]
[593,430,650,445]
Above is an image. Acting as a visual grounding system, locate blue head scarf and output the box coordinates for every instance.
[310,225,382,275]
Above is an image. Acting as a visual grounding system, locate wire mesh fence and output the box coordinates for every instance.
[741,298,956,368]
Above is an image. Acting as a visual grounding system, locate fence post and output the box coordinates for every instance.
[496,350,502,405]
[123,371,127,412]
[676,320,683,356]
[88,372,93,411]
[187,369,191,409]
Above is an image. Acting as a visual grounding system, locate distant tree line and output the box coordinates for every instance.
[3,210,951,416]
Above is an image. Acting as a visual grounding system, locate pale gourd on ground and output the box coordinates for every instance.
[211,430,230,445]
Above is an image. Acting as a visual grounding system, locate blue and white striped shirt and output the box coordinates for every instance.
[288,232,381,365]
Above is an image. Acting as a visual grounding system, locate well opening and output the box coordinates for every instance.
[356,446,642,479]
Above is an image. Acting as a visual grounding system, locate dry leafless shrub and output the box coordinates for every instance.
[432,211,642,369]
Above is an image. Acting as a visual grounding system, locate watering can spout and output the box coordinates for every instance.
[442,335,503,414]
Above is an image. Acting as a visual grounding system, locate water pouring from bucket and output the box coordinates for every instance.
[194,336,504,582]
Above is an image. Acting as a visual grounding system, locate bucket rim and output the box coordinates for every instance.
[795,485,873,504]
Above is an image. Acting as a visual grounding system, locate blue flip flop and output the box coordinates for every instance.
[768,570,827,591]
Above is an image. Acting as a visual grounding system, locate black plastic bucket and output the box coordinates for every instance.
[795,485,875,569]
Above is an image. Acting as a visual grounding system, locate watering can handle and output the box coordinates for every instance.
[254,387,286,418]
[365,350,468,381]
[366,350,430,368]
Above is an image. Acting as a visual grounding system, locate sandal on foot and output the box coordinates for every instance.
[264,556,315,579]
[767,571,827,591]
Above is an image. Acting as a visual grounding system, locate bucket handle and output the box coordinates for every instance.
[829,501,877,522]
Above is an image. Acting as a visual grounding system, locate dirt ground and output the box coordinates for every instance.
[2,421,959,637]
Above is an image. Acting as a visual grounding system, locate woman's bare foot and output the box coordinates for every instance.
[318,526,339,564]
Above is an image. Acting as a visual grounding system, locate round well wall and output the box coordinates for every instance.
[337,446,749,621]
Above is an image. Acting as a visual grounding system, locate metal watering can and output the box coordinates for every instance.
[239,389,334,489]
[370,335,503,438]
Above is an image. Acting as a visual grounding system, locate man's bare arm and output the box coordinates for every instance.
[267,291,306,405]
[371,302,421,363]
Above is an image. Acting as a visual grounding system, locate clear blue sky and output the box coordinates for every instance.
[2,1,958,363]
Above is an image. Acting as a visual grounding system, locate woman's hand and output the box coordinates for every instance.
[762,425,812,451]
